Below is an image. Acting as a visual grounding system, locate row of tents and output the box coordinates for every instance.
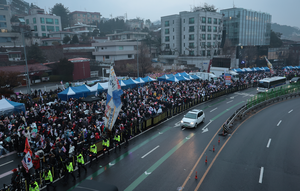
[232,66,300,73]
[57,73,201,101]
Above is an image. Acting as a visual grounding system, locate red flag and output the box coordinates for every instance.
[207,59,212,73]
[24,137,32,156]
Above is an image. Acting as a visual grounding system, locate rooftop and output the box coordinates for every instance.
[0,64,51,73]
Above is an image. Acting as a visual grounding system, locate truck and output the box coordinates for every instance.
[189,72,218,81]
[210,67,239,81]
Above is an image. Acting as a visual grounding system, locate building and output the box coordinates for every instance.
[69,11,101,26]
[64,23,97,36]
[160,9,223,69]
[126,19,144,30]
[106,31,148,41]
[24,8,62,38]
[92,41,141,63]
[220,8,271,46]
[7,0,29,15]
[69,58,91,80]
[41,31,77,46]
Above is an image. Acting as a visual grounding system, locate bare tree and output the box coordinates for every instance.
[138,42,153,77]
[241,46,258,68]
[221,39,236,58]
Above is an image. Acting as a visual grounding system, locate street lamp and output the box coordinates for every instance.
[136,38,139,78]
[20,28,33,95]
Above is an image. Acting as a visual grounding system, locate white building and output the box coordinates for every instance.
[64,23,97,36]
[24,8,62,37]
[106,31,148,41]
[160,10,223,68]
[92,41,141,63]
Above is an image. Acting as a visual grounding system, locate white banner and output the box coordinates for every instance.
[104,66,123,131]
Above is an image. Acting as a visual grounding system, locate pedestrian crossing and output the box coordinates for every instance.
[233,92,255,97]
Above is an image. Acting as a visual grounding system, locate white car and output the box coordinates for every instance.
[181,109,205,128]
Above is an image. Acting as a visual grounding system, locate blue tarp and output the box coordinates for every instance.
[135,77,146,84]
[0,99,25,116]
[141,76,156,82]
[180,72,189,76]
[58,86,92,101]
[157,74,169,82]
[166,76,180,82]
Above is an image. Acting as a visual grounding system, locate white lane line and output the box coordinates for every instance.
[288,109,293,113]
[227,100,233,104]
[210,108,217,112]
[202,120,213,130]
[141,145,160,159]
[0,170,13,179]
[0,160,13,167]
[266,139,271,148]
[259,167,264,183]
[277,120,282,126]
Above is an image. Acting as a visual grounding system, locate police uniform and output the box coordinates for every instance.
[43,168,55,191]
[89,143,97,166]
[114,134,121,152]
[77,153,87,177]
[29,180,39,191]
[64,159,75,182]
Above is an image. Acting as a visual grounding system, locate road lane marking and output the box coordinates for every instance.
[266,139,271,148]
[141,146,160,159]
[288,109,293,113]
[210,108,217,112]
[259,167,264,183]
[0,160,13,167]
[227,100,233,103]
[0,170,13,179]
[277,120,282,126]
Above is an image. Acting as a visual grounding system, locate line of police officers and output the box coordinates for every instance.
[5,133,123,191]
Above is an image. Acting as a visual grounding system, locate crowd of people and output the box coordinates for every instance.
[0,69,295,190]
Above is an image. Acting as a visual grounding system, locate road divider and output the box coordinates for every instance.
[141,146,160,159]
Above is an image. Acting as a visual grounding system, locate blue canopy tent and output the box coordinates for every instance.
[177,76,190,81]
[0,99,25,116]
[118,80,129,89]
[263,67,270,71]
[174,73,182,77]
[157,74,169,82]
[142,76,156,82]
[244,68,253,73]
[232,69,238,72]
[180,72,189,76]
[122,79,139,88]
[235,68,244,73]
[90,83,104,94]
[167,74,174,78]
[166,76,180,82]
[58,86,92,101]
[190,75,200,80]
[135,77,146,84]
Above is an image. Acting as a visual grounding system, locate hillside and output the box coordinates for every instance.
[271,23,300,40]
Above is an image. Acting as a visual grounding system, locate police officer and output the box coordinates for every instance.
[76,152,87,177]
[114,133,121,152]
[105,138,110,155]
[65,158,76,182]
[29,179,39,191]
[43,166,55,191]
[89,142,97,166]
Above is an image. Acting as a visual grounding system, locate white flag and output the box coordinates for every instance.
[21,151,33,173]
[104,66,123,131]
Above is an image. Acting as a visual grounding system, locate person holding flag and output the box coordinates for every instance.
[24,137,32,157]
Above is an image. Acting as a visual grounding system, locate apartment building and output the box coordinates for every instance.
[106,31,148,41]
[69,11,101,26]
[24,8,62,37]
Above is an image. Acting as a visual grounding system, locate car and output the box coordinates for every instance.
[290,77,300,84]
[181,109,205,128]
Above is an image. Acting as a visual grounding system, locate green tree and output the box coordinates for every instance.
[98,18,128,36]
[63,35,70,44]
[52,58,74,81]
[193,3,217,12]
[92,29,100,37]
[270,30,283,48]
[50,3,69,29]
[26,43,46,63]
[71,34,79,44]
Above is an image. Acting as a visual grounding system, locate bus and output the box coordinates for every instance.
[257,76,286,93]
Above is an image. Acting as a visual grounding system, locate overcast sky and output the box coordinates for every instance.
[28,0,299,28]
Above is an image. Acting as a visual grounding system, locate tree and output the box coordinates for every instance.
[71,34,79,44]
[26,43,46,63]
[98,18,128,36]
[51,58,74,81]
[241,46,258,67]
[138,42,153,77]
[0,71,21,96]
[221,39,236,58]
[63,35,70,44]
[270,30,283,48]
[92,29,100,37]
[193,3,217,12]
[50,3,69,29]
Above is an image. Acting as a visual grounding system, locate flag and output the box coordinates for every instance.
[24,137,32,156]
[21,151,33,173]
[207,59,212,73]
[61,146,66,153]
[104,66,123,131]
[265,57,274,74]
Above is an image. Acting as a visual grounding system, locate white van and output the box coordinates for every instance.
[180,109,205,129]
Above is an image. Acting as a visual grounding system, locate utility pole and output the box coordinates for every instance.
[21,28,31,95]
[137,38,139,77]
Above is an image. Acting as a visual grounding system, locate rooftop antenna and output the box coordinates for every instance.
[233,1,236,8]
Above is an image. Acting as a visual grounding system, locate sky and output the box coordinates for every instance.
[28,0,299,28]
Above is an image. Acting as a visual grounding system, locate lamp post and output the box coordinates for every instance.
[20,28,31,95]
[136,38,139,78]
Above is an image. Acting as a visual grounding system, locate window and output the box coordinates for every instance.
[202,50,206,56]
[119,46,124,50]
[219,19,222,24]
[165,28,169,34]
[78,14,80,17]
[208,17,212,24]
[218,35,221,40]
[201,42,206,48]
[183,27,185,31]
[207,34,211,40]
[42,33,46,37]
[165,21,169,27]
[213,34,217,40]
[201,26,206,32]
[26,19,29,24]
[55,19,59,25]
[202,17,206,23]
[189,17,194,24]
[128,54,132,58]
[165,36,169,42]
[183,19,185,23]
[189,26,194,32]
[34,25,37,31]
[0,22,7,27]
[0,15,6,21]
[47,26,54,31]
[165,44,170,49]
[207,50,211,56]
[189,43,194,48]
[41,25,45,31]
[183,35,185,39]
[173,36,174,40]
[213,26,217,32]
[105,55,109,59]
[40,17,44,23]
[208,26,211,32]
[201,34,206,40]
[55,26,59,31]
[33,18,36,24]
[214,18,217,24]
[207,42,211,48]
[46,18,53,24]
[173,28,174,32]
[189,51,194,56]
[189,34,194,40]
[0,37,11,42]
